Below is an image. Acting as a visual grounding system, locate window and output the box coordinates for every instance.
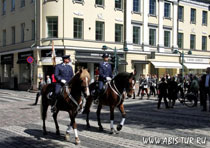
[202,11,207,26]
[164,31,170,47]
[202,36,207,51]
[190,8,196,24]
[32,20,35,40]
[149,28,156,46]
[3,30,6,46]
[115,0,122,9]
[74,18,83,39]
[2,0,6,15]
[178,6,184,21]
[190,34,196,50]
[133,0,140,12]
[11,0,15,11]
[178,33,183,49]
[11,27,15,44]
[96,0,103,6]
[21,0,25,7]
[47,17,58,38]
[115,24,123,42]
[21,23,25,42]
[95,21,104,41]
[149,0,156,16]
[164,3,170,18]
[133,26,140,44]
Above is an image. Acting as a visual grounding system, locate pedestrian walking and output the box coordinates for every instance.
[157,78,169,109]
[46,75,51,84]
[33,78,46,105]
[200,67,210,111]
[168,77,178,108]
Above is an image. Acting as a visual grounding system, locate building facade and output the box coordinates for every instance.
[0,0,210,90]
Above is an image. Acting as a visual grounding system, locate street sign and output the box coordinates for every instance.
[27,56,34,64]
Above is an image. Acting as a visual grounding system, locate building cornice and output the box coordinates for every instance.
[180,0,210,10]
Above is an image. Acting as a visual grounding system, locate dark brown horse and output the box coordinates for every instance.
[83,72,135,134]
[41,69,90,144]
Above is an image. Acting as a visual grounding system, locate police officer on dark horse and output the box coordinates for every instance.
[83,53,136,134]
[51,55,74,113]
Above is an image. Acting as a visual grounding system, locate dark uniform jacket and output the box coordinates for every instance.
[99,62,112,82]
[158,82,168,96]
[54,63,74,83]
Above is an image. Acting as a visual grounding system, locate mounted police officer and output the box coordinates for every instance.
[98,53,113,93]
[51,55,74,113]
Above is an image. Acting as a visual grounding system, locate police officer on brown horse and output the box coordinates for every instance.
[99,53,113,93]
[51,55,74,113]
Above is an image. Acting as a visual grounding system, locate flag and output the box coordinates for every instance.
[51,41,56,66]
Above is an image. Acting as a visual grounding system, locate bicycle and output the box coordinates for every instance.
[177,90,197,107]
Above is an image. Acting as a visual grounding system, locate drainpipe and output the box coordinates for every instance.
[30,0,37,91]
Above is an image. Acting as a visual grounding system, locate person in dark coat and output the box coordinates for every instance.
[157,77,169,109]
[168,77,178,108]
[33,78,46,105]
[201,67,210,111]
[98,53,113,91]
[51,55,74,113]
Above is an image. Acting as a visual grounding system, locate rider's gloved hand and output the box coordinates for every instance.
[61,79,67,84]
[106,77,112,81]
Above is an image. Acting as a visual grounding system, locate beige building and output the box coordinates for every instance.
[0,0,210,90]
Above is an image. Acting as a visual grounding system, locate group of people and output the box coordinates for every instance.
[135,69,210,111]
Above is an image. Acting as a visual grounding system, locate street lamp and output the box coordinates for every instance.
[102,45,128,76]
[173,49,192,78]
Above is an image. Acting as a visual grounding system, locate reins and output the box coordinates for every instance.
[65,85,82,112]
[108,80,123,107]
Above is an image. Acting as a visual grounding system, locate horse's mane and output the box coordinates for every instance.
[69,69,90,85]
[114,72,131,79]
[80,69,90,80]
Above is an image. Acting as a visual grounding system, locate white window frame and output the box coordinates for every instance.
[132,25,141,45]
[164,30,171,48]
[149,28,156,46]
[164,2,171,19]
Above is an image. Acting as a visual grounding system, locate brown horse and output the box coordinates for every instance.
[41,69,90,144]
[83,72,135,134]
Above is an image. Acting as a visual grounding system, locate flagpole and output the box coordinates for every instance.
[52,40,56,66]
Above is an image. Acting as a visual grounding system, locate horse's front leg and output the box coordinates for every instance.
[117,103,126,132]
[52,111,60,135]
[97,104,103,131]
[110,106,118,134]
[70,112,80,145]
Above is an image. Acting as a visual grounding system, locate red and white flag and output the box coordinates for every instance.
[51,41,56,66]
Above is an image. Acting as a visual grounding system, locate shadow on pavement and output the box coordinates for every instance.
[0,136,67,148]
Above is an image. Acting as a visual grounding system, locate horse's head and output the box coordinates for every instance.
[78,69,91,98]
[125,72,136,98]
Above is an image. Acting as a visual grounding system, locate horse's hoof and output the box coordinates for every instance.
[65,133,70,141]
[75,137,80,145]
[110,128,118,134]
[117,124,122,131]
[99,126,104,132]
[56,131,60,135]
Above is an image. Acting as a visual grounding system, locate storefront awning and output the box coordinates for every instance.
[151,62,182,69]
[184,63,210,69]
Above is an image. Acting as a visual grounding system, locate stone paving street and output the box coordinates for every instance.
[0,89,210,148]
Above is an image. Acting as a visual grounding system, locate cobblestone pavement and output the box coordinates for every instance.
[0,89,210,148]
